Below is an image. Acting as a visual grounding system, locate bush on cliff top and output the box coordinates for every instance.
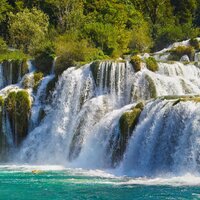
[130,55,142,72]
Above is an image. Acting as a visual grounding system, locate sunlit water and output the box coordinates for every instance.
[0,165,200,200]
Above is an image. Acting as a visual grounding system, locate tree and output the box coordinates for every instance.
[0,0,11,23]
[0,0,11,37]
[45,0,84,33]
[171,0,197,24]
[8,8,49,54]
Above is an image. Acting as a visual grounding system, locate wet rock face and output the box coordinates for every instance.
[111,102,144,167]
[0,59,28,88]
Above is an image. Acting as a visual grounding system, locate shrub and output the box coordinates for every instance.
[189,38,200,50]
[145,57,158,72]
[130,55,142,72]
[128,25,152,52]
[33,44,55,74]
[54,32,105,75]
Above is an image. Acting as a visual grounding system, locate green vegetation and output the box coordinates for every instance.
[5,90,31,146]
[169,46,195,61]
[8,8,49,55]
[130,55,142,72]
[33,44,55,74]
[0,50,28,62]
[112,102,144,165]
[146,57,158,72]
[15,91,31,143]
[0,0,199,73]
[33,72,44,92]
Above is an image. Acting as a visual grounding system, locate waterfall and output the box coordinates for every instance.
[30,75,55,129]
[119,99,200,177]
[17,62,135,164]
[16,61,200,169]
[0,57,200,177]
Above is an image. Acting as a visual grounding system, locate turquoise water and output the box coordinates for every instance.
[0,165,200,200]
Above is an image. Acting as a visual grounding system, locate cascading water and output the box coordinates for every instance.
[30,75,55,129]
[14,60,200,175]
[1,56,200,177]
[17,62,135,164]
[119,99,200,177]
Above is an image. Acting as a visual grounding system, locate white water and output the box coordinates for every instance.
[12,60,200,177]
[30,75,54,128]
[1,57,200,179]
[119,99,200,177]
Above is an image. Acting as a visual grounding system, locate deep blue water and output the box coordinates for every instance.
[0,165,200,200]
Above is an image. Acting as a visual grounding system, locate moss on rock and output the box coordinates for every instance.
[15,91,31,144]
[161,95,200,104]
[145,57,158,72]
[33,72,44,93]
[169,46,195,61]
[130,55,142,72]
[5,90,31,146]
[5,92,16,117]
[112,102,144,166]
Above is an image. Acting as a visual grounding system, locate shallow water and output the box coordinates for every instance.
[0,165,200,200]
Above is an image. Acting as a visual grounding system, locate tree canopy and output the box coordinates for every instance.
[0,0,199,66]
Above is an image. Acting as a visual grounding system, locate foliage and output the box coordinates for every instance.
[0,0,11,23]
[8,8,49,55]
[112,102,144,165]
[33,72,44,92]
[5,90,31,146]
[145,57,158,72]
[0,0,200,65]
[130,55,142,72]
[54,32,105,75]
[33,41,55,74]
[0,37,7,53]
[0,50,28,62]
